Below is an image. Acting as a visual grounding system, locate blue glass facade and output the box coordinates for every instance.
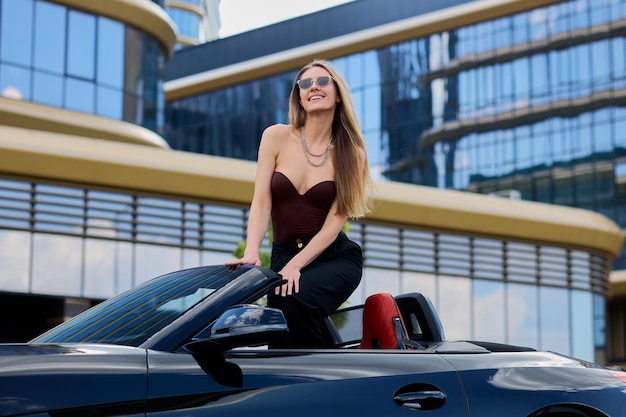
[0,0,166,134]
[166,0,626,267]
[167,7,202,40]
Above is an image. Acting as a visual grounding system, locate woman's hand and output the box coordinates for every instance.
[225,255,261,271]
[276,264,301,296]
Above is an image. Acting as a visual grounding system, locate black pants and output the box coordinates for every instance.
[267,232,362,348]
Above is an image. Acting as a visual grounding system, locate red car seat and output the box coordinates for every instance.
[358,292,412,349]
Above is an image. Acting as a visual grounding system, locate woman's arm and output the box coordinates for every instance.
[226,125,280,268]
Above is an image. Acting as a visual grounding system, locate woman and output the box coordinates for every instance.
[226,59,372,348]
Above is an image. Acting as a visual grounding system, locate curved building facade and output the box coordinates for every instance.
[165,0,221,48]
[0,0,174,135]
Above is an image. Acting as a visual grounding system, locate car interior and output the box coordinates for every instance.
[326,292,445,350]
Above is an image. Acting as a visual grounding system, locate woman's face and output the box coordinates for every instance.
[298,66,339,114]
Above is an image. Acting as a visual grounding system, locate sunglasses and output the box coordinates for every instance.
[296,76,334,90]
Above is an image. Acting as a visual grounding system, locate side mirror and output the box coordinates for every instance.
[186,304,289,352]
[185,305,288,388]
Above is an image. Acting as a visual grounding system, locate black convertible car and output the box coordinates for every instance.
[1,265,625,416]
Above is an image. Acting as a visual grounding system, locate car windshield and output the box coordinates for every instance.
[32,265,235,346]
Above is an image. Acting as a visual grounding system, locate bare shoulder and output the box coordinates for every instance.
[260,124,294,150]
[258,124,293,159]
[262,123,292,140]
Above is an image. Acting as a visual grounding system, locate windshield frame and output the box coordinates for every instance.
[32,265,280,350]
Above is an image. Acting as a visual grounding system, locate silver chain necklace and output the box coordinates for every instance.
[300,127,333,167]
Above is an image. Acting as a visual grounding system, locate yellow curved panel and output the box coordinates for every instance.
[0,125,622,258]
[0,98,169,149]
[47,0,177,56]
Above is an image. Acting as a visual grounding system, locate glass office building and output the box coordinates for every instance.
[0,0,166,135]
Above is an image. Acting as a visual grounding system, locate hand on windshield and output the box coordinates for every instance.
[225,255,261,271]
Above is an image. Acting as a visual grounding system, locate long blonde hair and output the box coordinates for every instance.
[288,59,372,219]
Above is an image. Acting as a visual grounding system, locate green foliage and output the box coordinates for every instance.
[232,241,271,268]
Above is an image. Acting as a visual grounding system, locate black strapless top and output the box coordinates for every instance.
[271,171,336,243]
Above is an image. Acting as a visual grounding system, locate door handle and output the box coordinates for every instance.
[393,390,446,411]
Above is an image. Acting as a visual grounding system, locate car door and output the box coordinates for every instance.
[146,349,468,416]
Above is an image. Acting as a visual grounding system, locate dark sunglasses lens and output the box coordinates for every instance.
[298,79,313,89]
[317,76,331,86]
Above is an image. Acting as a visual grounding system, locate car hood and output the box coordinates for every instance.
[0,343,147,417]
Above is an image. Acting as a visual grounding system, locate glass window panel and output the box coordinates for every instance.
[168,8,200,39]
[589,0,609,25]
[362,85,381,131]
[134,243,181,285]
[360,267,400,299]
[571,44,591,97]
[66,10,96,79]
[611,37,626,86]
[124,92,139,124]
[400,271,436,302]
[593,112,613,153]
[115,241,134,293]
[530,53,548,99]
[362,50,380,88]
[539,286,570,355]
[352,88,363,129]
[593,293,606,348]
[346,54,363,89]
[513,57,530,101]
[437,275,471,340]
[0,230,31,292]
[0,0,33,66]
[96,85,123,120]
[481,65,495,111]
[200,250,231,271]
[97,18,124,89]
[32,234,82,297]
[458,71,472,117]
[507,283,538,348]
[182,248,201,269]
[512,13,529,45]
[473,280,505,343]
[570,290,594,362]
[33,71,63,107]
[66,78,94,113]
[83,238,116,299]
[124,29,143,95]
[497,62,513,103]
[0,64,31,100]
[591,40,611,88]
[33,1,65,73]
[528,8,549,41]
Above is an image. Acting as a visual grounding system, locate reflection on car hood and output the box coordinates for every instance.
[0,343,147,417]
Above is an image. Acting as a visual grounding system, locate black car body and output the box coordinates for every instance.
[1,265,625,416]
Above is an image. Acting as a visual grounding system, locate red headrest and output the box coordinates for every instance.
[358,292,409,349]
